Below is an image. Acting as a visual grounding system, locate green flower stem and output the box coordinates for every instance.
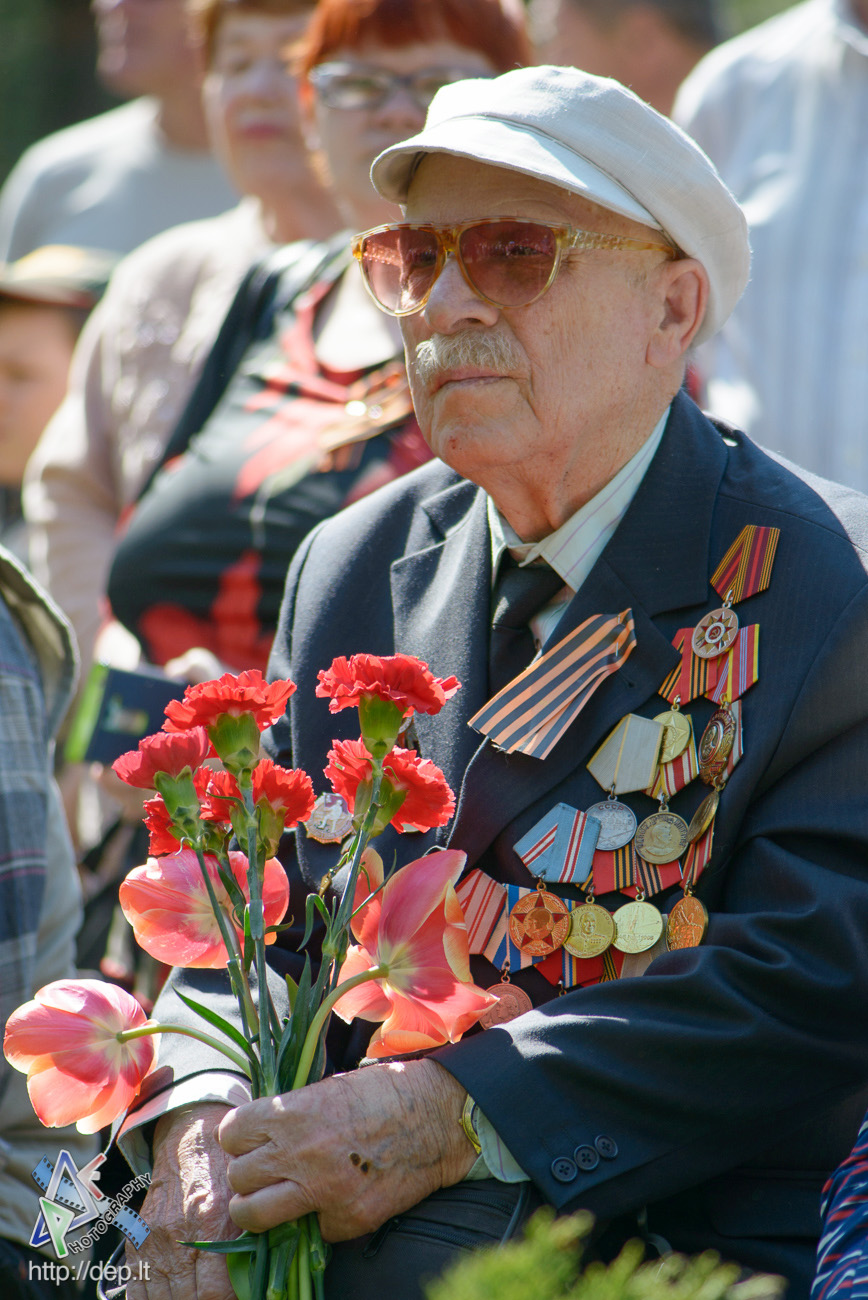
[242,790,278,1091]
[193,848,259,1040]
[298,1227,312,1300]
[291,965,388,1092]
[117,1022,250,1075]
[329,768,384,964]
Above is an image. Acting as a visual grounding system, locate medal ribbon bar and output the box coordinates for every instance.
[710,525,780,603]
[469,608,636,759]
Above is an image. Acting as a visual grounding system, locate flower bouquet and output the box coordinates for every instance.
[4,660,498,1300]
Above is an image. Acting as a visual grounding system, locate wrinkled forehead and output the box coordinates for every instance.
[404,153,664,242]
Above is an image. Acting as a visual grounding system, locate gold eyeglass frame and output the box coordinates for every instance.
[351,218,677,316]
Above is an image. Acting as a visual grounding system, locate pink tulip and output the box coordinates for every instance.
[119,849,289,968]
[3,980,155,1133]
[333,849,497,1058]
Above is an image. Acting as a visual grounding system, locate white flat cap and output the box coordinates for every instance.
[371,64,750,345]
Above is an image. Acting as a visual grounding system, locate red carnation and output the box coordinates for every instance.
[113,727,211,790]
[252,758,316,828]
[317,654,459,717]
[325,738,454,834]
[163,670,295,734]
[143,796,182,856]
[198,769,240,825]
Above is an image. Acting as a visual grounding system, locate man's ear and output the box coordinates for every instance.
[646,258,709,368]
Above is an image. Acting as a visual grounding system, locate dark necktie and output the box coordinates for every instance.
[488,554,564,695]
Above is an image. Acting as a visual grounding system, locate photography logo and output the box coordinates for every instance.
[30,1150,150,1259]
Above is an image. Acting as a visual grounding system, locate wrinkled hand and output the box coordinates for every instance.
[127,1104,238,1300]
[219,1059,476,1241]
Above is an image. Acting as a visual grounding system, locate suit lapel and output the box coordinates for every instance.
[389,480,492,798]
[445,393,730,864]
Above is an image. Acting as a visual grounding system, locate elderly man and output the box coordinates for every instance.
[122,66,868,1300]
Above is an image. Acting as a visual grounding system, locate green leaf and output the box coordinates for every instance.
[301,891,330,949]
[180,1237,257,1255]
[284,972,299,1015]
[173,990,258,1061]
[227,1249,254,1300]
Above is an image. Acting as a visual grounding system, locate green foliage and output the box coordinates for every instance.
[425,1211,786,1300]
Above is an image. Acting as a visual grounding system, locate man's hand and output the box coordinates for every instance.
[126,1103,238,1300]
[218,1059,477,1241]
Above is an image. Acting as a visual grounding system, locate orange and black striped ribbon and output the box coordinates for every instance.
[659,627,724,705]
[588,841,637,895]
[469,609,636,759]
[711,525,780,602]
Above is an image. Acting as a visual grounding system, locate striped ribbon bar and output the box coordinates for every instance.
[645,732,699,799]
[469,609,636,759]
[705,625,760,705]
[455,868,507,956]
[711,525,780,602]
[724,698,744,777]
[659,627,724,705]
[683,821,714,889]
[588,841,637,895]
[537,945,608,989]
[631,856,683,897]
[513,803,599,886]
[601,948,626,981]
[487,883,538,970]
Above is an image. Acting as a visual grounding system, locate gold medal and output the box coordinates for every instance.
[508,887,571,957]
[692,601,739,659]
[698,706,736,785]
[634,808,689,864]
[653,705,691,764]
[686,788,720,842]
[612,898,664,954]
[563,901,615,958]
[479,979,533,1027]
[666,893,709,950]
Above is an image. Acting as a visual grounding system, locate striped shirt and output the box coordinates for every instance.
[812,1109,868,1298]
[675,0,868,490]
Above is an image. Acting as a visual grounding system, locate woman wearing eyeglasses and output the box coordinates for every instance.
[103,0,531,685]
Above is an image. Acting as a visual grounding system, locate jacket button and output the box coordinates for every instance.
[551,1157,578,1183]
[594,1135,618,1160]
[574,1144,600,1172]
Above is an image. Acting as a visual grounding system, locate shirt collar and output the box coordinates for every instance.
[488,406,670,593]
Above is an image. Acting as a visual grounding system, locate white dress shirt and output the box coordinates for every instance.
[674,0,868,490]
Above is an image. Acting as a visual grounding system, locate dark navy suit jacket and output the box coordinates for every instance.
[145,392,868,1298]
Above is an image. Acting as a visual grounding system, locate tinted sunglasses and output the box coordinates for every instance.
[351,219,677,316]
[308,64,487,111]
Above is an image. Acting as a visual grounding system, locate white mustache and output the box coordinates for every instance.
[412,331,523,385]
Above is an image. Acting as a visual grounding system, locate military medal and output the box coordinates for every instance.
[686,788,720,842]
[635,795,689,865]
[508,886,571,957]
[666,891,709,950]
[304,792,354,843]
[587,714,664,796]
[691,593,739,659]
[653,698,691,763]
[513,803,599,887]
[698,706,736,785]
[612,894,664,954]
[479,965,533,1027]
[585,791,637,850]
[563,893,616,959]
